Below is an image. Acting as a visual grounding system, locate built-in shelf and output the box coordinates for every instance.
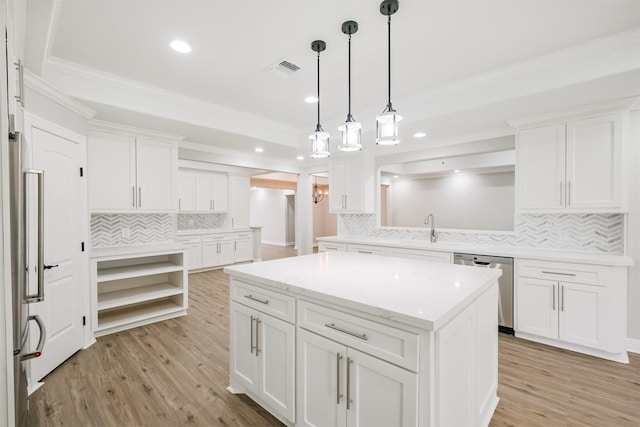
[91,249,188,336]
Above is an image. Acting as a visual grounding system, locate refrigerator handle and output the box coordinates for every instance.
[25,169,45,303]
[22,315,46,360]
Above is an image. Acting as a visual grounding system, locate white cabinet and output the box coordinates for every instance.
[179,231,255,271]
[516,114,624,212]
[228,175,251,229]
[318,241,347,252]
[515,259,628,361]
[318,239,453,264]
[91,248,188,337]
[202,234,234,268]
[177,236,202,270]
[329,155,374,214]
[233,232,254,263]
[230,282,295,423]
[346,243,386,256]
[297,328,418,427]
[178,169,228,212]
[88,132,177,212]
[385,247,453,263]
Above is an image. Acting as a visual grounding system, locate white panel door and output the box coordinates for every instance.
[566,115,622,209]
[516,277,558,339]
[29,127,85,382]
[346,348,418,427]
[229,302,259,392]
[329,159,347,213]
[344,157,365,212]
[195,173,213,212]
[201,242,219,268]
[516,124,566,210]
[559,282,606,350]
[218,240,234,266]
[178,171,196,211]
[87,134,135,210]
[258,313,295,422]
[135,139,175,211]
[211,173,229,212]
[297,329,347,427]
[228,176,250,229]
[234,239,253,263]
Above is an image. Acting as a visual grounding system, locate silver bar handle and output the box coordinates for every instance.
[250,315,256,354]
[244,294,269,305]
[212,199,215,211]
[357,250,373,254]
[325,323,368,341]
[25,170,45,302]
[336,353,343,404]
[22,315,46,360]
[132,186,136,207]
[14,60,25,107]
[346,357,353,410]
[178,199,181,210]
[552,284,556,311]
[255,318,261,356]
[561,285,565,312]
[567,181,572,206]
[541,271,576,277]
[138,187,142,208]
[344,195,347,209]
[559,182,563,206]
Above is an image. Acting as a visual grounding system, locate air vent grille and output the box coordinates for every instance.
[265,58,301,77]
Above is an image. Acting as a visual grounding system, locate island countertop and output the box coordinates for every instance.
[224,251,501,330]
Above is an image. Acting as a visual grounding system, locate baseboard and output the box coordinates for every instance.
[628,337,640,354]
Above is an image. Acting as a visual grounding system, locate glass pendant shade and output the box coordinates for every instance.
[376,110,403,145]
[309,129,330,158]
[338,120,362,152]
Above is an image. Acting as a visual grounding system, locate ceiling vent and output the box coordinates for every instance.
[265,58,300,77]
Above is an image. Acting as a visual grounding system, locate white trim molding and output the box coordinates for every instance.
[628,338,640,354]
[88,119,184,142]
[24,69,96,119]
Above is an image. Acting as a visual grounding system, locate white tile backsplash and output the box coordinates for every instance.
[91,213,175,248]
[177,213,223,230]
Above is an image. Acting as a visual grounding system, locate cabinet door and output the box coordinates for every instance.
[343,157,365,212]
[566,115,622,210]
[516,125,566,210]
[558,281,607,350]
[228,176,250,229]
[516,276,558,339]
[88,134,136,210]
[211,173,229,212]
[195,173,213,212]
[297,329,347,427]
[329,159,347,212]
[234,239,253,263]
[218,240,235,266]
[201,242,219,268]
[258,314,295,422]
[135,138,176,211]
[185,242,202,269]
[178,171,196,211]
[346,348,418,427]
[230,302,259,392]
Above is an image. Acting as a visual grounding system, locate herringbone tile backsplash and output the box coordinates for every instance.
[338,213,624,254]
[177,213,222,230]
[91,214,175,248]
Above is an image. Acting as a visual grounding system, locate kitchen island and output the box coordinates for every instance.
[224,251,501,427]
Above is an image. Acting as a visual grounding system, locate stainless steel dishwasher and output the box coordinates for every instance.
[454,253,514,334]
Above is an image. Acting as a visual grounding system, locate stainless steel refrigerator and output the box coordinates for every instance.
[9,129,46,426]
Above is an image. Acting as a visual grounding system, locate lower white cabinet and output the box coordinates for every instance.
[202,235,234,268]
[178,231,255,271]
[234,233,254,263]
[230,300,295,422]
[319,240,453,264]
[515,259,627,362]
[318,242,347,252]
[346,244,386,256]
[177,235,203,270]
[386,247,452,263]
[297,328,417,427]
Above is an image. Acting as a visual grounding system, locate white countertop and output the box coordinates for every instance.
[91,242,187,258]
[177,228,255,236]
[224,251,501,330]
[317,235,633,267]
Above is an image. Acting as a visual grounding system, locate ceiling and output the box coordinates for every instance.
[27,0,640,168]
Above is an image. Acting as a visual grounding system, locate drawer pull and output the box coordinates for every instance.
[244,294,269,305]
[325,323,368,341]
[357,250,373,254]
[541,271,576,277]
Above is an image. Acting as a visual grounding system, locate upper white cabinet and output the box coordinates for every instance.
[88,130,177,212]
[516,114,624,212]
[228,175,250,229]
[329,154,374,214]
[178,169,228,212]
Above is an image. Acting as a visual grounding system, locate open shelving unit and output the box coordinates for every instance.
[91,248,188,337]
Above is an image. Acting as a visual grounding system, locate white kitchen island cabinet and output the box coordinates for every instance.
[225,252,501,427]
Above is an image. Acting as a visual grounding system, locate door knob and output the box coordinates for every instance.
[43,264,59,270]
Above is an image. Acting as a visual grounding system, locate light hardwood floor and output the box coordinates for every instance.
[27,244,640,426]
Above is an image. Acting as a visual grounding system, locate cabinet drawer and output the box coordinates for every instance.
[203,234,231,242]
[177,236,201,244]
[386,247,452,263]
[297,300,419,372]
[517,259,608,284]
[347,244,386,256]
[233,232,252,239]
[231,279,295,323]
[318,242,346,252]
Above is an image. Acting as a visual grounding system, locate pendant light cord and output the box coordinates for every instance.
[316,51,321,130]
[348,33,352,121]
[387,14,393,112]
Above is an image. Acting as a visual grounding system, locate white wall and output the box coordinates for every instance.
[312,197,336,242]
[387,171,515,231]
[250,187,294,246]
[626,109,640,342]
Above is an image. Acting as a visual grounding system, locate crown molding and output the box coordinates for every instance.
[44,56,301,147]
[24,69,96,119]
[88,119,185,142]
[507,96,640,128]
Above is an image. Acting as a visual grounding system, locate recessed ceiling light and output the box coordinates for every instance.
[304,96,318,103]
[454,169,460,173]
[296,156,304,160]
[393,175,399,178]
[413,132,427,138]
[255,148,264,153]
[170,40,192,53]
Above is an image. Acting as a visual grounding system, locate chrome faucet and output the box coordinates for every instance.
[424,214,437,243]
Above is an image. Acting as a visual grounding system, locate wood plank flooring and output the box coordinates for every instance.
[27,244,640,426]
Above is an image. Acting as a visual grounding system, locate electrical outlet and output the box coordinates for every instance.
[121,227,130,238]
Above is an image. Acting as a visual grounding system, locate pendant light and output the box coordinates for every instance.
[338,21,362,152]
[309,40,330,158]
[376,0,403,146]
[312,176,326,204]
